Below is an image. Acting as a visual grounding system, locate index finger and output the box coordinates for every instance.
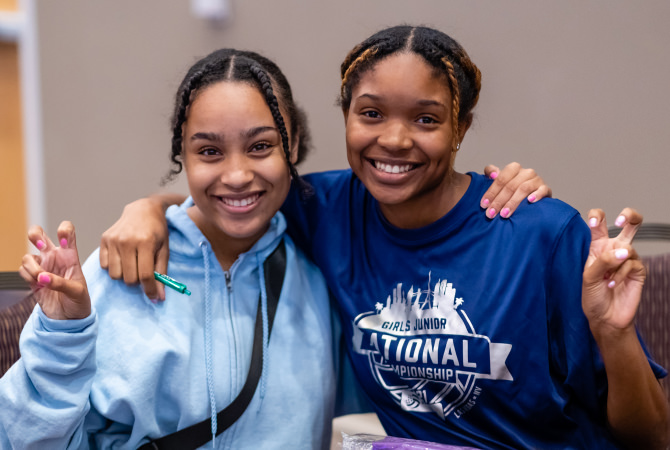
[138,241,161,301]
[27,225,54,252]
[611,207,642,245]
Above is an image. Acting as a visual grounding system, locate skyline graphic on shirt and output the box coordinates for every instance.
[353,273,512,420]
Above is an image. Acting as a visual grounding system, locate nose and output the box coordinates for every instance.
[377,120,413,151]
[220,153,254,189]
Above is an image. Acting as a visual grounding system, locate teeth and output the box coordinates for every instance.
[221,194,259,207]
[374,161,412,174]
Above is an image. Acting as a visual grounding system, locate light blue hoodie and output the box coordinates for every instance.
[0,199,336,449]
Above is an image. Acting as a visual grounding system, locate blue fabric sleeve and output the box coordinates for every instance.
[0,306,98,449]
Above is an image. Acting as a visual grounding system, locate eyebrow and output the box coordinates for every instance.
[189,126,278,142]
[357,93,445,108]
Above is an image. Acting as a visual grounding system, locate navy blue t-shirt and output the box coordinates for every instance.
[282,170,666,449]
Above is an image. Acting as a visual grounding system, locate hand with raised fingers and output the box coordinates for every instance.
[18,221,90,320]
[481,162,553,219]
[582,208,645,332]
[99,197,170,301]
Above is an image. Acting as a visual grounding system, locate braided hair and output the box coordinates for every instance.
[338,25,482,152]
[165,48,311,195]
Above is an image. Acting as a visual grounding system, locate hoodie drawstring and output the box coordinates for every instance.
[256,253,270,406]
[200,241,218,448]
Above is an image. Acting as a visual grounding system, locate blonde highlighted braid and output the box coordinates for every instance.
[340,47,378,99]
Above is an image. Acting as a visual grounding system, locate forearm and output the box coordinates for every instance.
[593,325,670,449]
[146,192,187,211]
[0,308,98,449]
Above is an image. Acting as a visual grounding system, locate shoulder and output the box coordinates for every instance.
[81,249,149,311]
[302,169,361,200]
[281,235,328,291]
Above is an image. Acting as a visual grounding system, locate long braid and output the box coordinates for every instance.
[165,67,209,182]
[441,56,461,152]
[249,64,311,196]
[340,47,378,98]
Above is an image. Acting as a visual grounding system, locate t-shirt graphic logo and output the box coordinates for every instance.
[352,275,513,420]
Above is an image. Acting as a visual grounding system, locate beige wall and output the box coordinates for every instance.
[34,0,670,258]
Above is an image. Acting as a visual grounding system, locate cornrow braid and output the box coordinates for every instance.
[441,56,461,152]
[165,65,214,182]
[340,47,378,98]
[248,63,308,195]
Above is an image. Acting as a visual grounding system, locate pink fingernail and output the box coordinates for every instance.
[527,194,536,203]
[489,172,498,180]
[150,298,158,304]
[482,198,489,208]
[60,238,68,247]
[501,208,510,218]
[608,280,616,289]
[487,208,496,218]
[615,248,628,260]
[589,218,598,228]
[38,273,50,285]
[614,215,625,227]
[36,240,45,250]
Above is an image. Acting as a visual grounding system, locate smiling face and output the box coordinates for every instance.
[344,52,471,229]
[182,81,293,257]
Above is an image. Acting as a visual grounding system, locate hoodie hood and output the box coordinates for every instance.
[165,197,287,264]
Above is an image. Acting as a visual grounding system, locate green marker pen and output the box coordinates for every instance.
[154,272,191,296]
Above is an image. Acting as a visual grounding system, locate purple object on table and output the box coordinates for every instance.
[342,434,480,450]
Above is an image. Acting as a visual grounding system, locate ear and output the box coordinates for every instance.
[342,108,350,126]
[289,133,299,165]
[459,112,474,142]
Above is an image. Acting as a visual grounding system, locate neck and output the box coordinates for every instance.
[379,171,470,229]
[187,207,265,271]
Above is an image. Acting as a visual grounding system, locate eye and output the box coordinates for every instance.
[361,110,382,119]
[249,142,274,154]
[199,147,221,156]
[417,116,438,124]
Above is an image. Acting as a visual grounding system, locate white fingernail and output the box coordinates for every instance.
[589,218,597,228]
[615,249,628,260]
[614,215,625,227]
[608,280,616,288]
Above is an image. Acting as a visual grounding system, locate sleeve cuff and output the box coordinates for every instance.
[36,305,96,333]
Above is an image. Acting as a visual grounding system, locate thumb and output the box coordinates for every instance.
[583,246,634,284]
[38,271,89,302]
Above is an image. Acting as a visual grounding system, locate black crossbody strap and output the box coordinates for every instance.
[139,240,286,450]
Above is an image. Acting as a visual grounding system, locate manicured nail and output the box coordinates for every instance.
[38,273,50,285]
[487,208,496,218]
[527,194,536,203]
[615,248,629,260]
[482,198,489,208]
[150,298,158,304]
[607,280,616,289]
[489,172,498,180]
[60,238,68,247]
[36,240,45,250]
[501,208,510,218]
[614,215,625,227]
[589,218,598,228]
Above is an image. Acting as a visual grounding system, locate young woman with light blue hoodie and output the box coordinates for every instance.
[0,49,338,449]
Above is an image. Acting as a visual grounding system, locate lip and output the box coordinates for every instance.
[365,157,421,183]
[213,192,264,214]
